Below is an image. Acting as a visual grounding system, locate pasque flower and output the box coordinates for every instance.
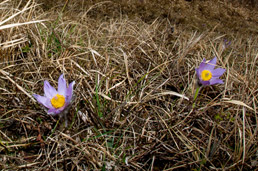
[33,74,75,115]
[196,57,226,86]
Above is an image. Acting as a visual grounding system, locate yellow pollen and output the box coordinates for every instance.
[201,70,212,81]
[50,94,65,108]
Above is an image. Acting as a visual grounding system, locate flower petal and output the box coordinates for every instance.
[66,81,75,103]
[205,57,217,71]
[33,94,53,109]
[44,80,58,99]
[198,59,206,71]
[212,68,226,77]
[209,78,224,85]
[58,74,67,96]
[199,80,210,86]
[208,57,217,65]
[195,68,200,78]
[47,108,63,115]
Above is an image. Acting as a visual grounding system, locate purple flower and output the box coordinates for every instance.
[33,74,75,115]
[196,57,226,86]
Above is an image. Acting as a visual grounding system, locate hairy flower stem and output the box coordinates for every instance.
[192,85,202,108]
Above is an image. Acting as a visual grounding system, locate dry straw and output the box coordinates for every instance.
[0,0,257,170]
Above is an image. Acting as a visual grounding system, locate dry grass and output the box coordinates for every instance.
[0,0,258,170]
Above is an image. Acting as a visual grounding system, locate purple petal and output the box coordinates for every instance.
[209,78,224,85]
[47,108,63,115]
[205,57,217,71]
[199,80,210,86]
[66,81,75,103]
[209,57,217,65]
[47,102,68,115]
[58,74,67,96]
[197,58,208,74]
[33,94,53,109]
[44,80,58,99]
[212,68,226,77]
[198,59,206,71]
[195,68,200,78]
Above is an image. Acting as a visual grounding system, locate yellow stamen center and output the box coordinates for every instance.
[51,94,65,108]
[201,70,212,81]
